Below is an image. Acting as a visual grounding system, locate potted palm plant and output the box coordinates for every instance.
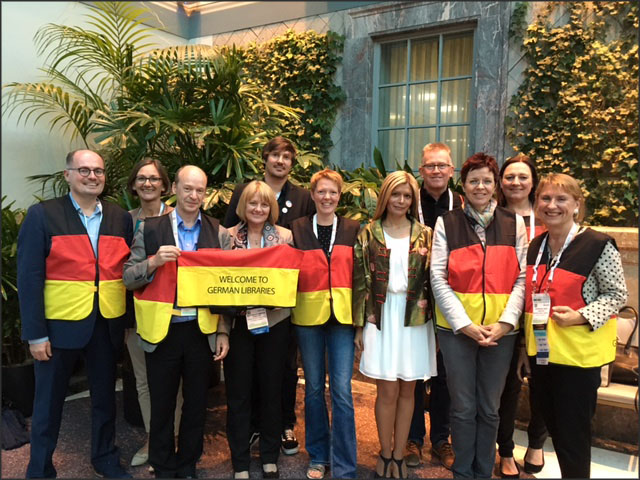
[1,197,35,417]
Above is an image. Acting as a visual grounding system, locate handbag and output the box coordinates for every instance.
[610,305,639,385]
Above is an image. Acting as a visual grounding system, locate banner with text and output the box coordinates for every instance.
[176,244,304,308]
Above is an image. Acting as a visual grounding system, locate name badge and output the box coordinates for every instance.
[532,293,551,325]
[246,307,269,335]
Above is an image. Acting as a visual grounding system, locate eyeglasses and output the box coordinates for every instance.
[421,163,452,172]
[67,167,105,177]
[135,176,162,185]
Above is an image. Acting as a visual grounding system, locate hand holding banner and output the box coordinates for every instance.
[177,244,304,308]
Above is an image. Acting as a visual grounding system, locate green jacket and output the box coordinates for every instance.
[353,217,433,329]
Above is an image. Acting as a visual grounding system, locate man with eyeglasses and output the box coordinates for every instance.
[18,149,133,478]
[405,142,462,471]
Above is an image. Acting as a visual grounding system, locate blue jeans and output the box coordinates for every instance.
[438,329,516,479]
[295,323,357,479]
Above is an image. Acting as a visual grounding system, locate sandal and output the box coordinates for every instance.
[306,463,326,479]
[391,456,407,479]
[375,453,393,478]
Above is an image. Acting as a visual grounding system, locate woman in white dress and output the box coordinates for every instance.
[353,171,437,478]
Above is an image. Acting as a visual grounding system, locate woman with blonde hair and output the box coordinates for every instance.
[224,180,294,479]
[524,173,627,478]
[353,171,436,478]
[291,168,360,479]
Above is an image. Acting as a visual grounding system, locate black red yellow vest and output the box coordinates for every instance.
[435,207,521,329]
[133,213,221,344]
[41,197,130,321]
[524,228,617,368]
[291,216,360,326]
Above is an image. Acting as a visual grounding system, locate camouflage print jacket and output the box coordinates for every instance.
[352,217,433,329]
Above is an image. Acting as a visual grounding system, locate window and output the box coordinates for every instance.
[374,30,474,170]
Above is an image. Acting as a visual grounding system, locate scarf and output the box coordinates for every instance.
[464,197,497,229]
[232,221,282,249]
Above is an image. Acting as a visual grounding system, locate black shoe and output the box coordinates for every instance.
[523,448,545,474]
[497,457,520,479]
[93,463,133,478]
[280,428,299,455]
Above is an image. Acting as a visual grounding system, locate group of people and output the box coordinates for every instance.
[17,137,627,480]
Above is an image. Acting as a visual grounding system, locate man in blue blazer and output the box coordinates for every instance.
[17,149,133,478]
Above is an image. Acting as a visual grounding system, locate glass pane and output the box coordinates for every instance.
[380,41,407,84]
[410,37,438,81]
[379,86,406,127]
[440,125,469,169]
[440,79,471,124]
[442,32,473,78]
[409,83,438,126]
[378,129,406,168]
[408,128,436,170]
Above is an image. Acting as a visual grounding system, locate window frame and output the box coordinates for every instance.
[372,25,478,171]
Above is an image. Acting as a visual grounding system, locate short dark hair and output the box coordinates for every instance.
[498,154,538,207]
[460,152,499,185]
[126,158,171,196]
[66,149,104,168]
[261,136,297,162]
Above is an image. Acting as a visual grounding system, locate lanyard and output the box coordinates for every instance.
[312,214,337,254]
[528,208,535,243]
[418,188,453,224]
[170,210,180,247]
[531,223,579,291]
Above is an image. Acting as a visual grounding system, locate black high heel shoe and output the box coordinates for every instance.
[523,448,545,474]
[498,457,520,479]
[374,453,393,478]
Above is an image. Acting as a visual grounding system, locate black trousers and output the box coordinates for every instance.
[529,360,601,478]
[497,339,548,457]
[146,321,212,478]
[250,319,298,432]
[225,318,289,471]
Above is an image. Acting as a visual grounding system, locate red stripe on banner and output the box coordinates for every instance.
[134,261,176,303]
[178,244,305,269]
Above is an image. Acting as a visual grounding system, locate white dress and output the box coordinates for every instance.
[359,231,437,381]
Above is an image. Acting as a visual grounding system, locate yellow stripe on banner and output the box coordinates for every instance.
[436,292,513,329]
[98,279,126,318]
[134,297,174,344]
[177,266,300,308]
[44,280,95,320]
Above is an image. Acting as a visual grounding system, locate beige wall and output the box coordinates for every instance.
[1,2,186,207]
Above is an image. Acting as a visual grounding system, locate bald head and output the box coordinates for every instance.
[172,165,208,220]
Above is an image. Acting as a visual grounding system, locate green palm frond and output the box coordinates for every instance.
[2,81,94,144]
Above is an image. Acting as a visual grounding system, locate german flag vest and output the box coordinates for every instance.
[133,213,221,344]
[435,207,521,329]
[524,228,617,368]
[41,197,130,321]
[291,215,360,326]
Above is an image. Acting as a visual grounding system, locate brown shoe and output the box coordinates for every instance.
[404,441,423,468]
[431,442,454,470]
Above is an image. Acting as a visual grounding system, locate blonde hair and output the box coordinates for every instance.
[236,180,279,225]
[310,168,343,192]
[421,142,452,160]
[373,171,420,221]
[535,173,586,222]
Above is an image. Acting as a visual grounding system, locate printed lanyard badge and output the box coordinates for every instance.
[246,307,269,335]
